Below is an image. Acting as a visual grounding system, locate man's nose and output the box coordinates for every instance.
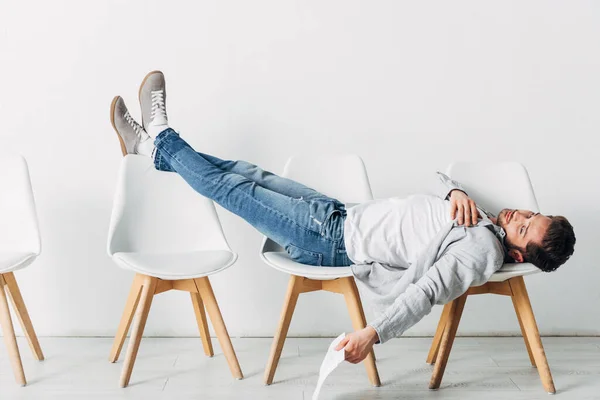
[514,211,523,221]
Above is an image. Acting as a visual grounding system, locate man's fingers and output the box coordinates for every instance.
[470,202,478,225]
[335,337,350,351]
[457,204,464,225]
[463,204,471,226]
[345,354,358,364]
[450,203,456,219]
[351,354,366,364]
[343,344,355,360]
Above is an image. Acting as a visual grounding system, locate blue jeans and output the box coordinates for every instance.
[153,128,353,267]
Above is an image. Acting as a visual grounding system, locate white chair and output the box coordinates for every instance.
[260,154,381,387]
[107,155,242,387]
[426,162,555,394]
[0,154,44,386]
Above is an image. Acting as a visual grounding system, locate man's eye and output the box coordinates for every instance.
[520,226,525,234]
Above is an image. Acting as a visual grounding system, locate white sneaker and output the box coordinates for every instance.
[138,70,169,138]
[110,96,154,156]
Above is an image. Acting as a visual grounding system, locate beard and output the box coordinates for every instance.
[504,235,520,252]
[497,209,509,229]
[496,209,523,262]
[503,237,520,263]
[503,226,525,263]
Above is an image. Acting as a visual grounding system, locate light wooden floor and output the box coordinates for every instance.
[1,337,599,399]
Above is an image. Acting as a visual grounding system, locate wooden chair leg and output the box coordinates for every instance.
[264,275,303,385]
[120,275,157,388]
[511,291,536,367]
[338,277,381,387]
[426,303,452,364]
[195,277,243,380]
[509,277,555,394]
[0,274,26,386]
[110,274,143,363]
[3,272,44,361]
[429,294,467,390]
[191,292,214,357]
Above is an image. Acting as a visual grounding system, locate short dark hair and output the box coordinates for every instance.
[524,215,575,272]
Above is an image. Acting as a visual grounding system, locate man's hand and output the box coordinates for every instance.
[335,326,378,364]
[449,189,480,227]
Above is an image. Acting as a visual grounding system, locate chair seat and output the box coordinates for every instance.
[487,262,540,282]
[112,250,237,280]
[262,252,538,283]
[261,251,353,281]
[0,252,37,273]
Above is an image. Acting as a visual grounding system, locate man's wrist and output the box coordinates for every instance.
[448,189,466,199]
[365,326,379,345]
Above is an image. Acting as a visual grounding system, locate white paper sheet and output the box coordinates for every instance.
[312,332,346,400]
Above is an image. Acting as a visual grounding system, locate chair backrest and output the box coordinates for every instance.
[260,153,374,253]
[107,155,234,256]
[446,162,540,216]
[0,154,41,254]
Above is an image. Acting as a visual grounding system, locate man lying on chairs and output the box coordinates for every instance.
[110,70,576,365]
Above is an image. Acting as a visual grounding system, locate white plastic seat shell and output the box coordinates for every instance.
[487,263,539,282]
[112,250,235,280]
[260,252,353,280]
[107,155,238,280]
[0,154,41,273]
[0,252,38,274]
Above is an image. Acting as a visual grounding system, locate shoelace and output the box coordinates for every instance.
[124,111,143,136]
[150,90,167,122]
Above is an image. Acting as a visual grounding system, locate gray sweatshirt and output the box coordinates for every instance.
[347,173,506,344]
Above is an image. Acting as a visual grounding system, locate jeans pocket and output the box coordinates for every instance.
[285,243,323,266]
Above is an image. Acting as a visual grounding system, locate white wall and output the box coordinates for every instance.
[1,0,598,337]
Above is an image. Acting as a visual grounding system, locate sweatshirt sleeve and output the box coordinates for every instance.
[367,242,503,344]
[432,171,468,200]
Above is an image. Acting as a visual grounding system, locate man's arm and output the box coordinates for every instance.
[368,243,503,344]
[337,239,503,361]
[433,172,480,227]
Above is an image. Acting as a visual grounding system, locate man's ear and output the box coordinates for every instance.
[508,248,524,263]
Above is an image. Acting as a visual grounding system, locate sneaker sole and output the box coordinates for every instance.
[138,70,164,129]
[110,96,129,157]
